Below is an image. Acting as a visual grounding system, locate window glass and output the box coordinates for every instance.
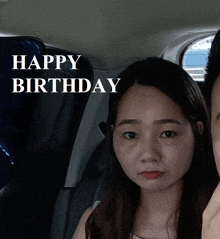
[182,35,215,82]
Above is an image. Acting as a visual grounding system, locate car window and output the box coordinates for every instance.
[182,35,215,82]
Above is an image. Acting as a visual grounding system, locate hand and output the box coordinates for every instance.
[202,182,220,239]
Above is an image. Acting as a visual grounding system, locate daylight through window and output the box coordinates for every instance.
[182,35,215,82]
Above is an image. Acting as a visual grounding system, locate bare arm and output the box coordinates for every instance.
[202,182,220,239]
[72,207,93,239]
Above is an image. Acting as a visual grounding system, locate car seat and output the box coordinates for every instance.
[0,36,94,239]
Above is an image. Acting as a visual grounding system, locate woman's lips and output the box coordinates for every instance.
[141,171,163,179]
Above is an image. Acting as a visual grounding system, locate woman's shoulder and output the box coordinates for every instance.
[91,200,101,209]
[72,208,92,239]
[72,201,101,239]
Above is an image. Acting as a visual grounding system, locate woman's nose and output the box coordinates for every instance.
[139,137,161,163]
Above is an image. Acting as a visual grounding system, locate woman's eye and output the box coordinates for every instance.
[161,131,176,138]
[123,132,136,139]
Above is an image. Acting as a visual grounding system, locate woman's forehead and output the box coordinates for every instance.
[116,85,188,125]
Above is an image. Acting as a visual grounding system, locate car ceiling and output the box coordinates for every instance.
[0,0,220,70]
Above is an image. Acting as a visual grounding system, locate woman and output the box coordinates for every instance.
[73,57,218,239]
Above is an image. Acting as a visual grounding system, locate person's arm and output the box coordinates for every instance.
[72,207,93,239]
[202,182,220,239]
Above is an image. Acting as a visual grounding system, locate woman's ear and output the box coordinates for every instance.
[197,121,204,135]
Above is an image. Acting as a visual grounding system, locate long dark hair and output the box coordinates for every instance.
[86,57,218,239]
[204,30,220,106]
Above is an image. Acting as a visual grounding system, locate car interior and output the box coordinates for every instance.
[0,0,220,238]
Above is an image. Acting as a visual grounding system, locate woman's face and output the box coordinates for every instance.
[113,85,194,192]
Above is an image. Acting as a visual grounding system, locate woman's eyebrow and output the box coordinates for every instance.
[117,118,181,127]
[117,119,139,126]
[154,119,181,125]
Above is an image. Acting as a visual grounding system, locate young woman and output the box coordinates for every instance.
[73,57,218,239]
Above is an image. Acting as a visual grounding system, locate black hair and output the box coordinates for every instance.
[204,30,220,106]
[86,57,218,239]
